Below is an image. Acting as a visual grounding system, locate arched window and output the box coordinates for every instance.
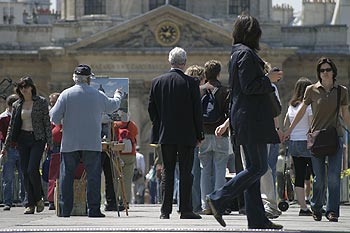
[85,0,106,15]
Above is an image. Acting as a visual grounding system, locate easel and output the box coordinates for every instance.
[101,124,128,216]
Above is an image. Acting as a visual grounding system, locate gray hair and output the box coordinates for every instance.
[72,74,90,83]
[168,47,187,66]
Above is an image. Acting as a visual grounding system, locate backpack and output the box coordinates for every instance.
[118,121,133,153]
[201,87,221,124]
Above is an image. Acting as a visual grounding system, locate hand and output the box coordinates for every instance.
[1,149,7,157]
[215,124,228,137]
[283,128,291,141]
[114,88,122,96]
[268,69,283,83]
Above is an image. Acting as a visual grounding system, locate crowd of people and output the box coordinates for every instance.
[0,12,349,229]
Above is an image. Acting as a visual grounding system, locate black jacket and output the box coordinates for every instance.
[228,44,279,145]
[148,69,204,146]
[4,95,52,149]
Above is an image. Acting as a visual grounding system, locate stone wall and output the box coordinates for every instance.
[281,25,348,50]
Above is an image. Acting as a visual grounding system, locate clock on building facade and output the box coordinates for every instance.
[155,21,180,46]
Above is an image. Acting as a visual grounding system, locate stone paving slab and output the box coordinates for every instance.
[0,204,350,232]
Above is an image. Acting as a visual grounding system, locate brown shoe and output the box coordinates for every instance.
[24,206,35,214]
[36,200,44,213]
[326,211,338,222]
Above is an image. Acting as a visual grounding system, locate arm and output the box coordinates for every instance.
[50,94,65,125]
[341,105,350,131]
[41,98,53,148]
[215,118,229,137]
[103,90,122,114]
[237,51,281,95]
[274,116,283,142]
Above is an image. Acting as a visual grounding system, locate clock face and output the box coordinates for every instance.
[156,22,180,46]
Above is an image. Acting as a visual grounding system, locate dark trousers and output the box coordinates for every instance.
[101,152,117,206]
[17,130,46,208]
[160,144,194,214]
[209,144,269,227]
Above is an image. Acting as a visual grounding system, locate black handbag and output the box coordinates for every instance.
[307,88,341,157]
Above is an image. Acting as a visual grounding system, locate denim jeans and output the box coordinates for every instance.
[191,147,202,212]
[199,134,229,210]
[311,138,343,217]
[59,150,102,216]
[2,147,25,206]
[209,144,269,227]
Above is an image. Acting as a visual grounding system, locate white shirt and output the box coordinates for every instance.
[135,152,145,175]
[287,103,312,141]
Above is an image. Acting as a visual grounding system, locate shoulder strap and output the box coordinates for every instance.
[335,87,341,125]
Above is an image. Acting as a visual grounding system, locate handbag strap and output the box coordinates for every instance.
[335,87,341,126]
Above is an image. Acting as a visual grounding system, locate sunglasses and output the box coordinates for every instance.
[19,84,30,89]
[319,68,332,73]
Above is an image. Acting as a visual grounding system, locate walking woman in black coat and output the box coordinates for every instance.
[206,14,283,229]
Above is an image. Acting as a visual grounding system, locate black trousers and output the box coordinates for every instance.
[17,130,46,208]
[160,144,194,214]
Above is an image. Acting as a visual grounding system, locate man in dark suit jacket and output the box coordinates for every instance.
[148,47,204,220]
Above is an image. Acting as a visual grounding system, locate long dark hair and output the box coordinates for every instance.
[15,76,37,100]
[316,57,337,83]
[232,14,262,51]
[289,77,312,107]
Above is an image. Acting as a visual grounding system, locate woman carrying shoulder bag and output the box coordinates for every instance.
[284,57,350,222]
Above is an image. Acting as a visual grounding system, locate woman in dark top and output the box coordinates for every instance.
[1,77,52,214]
[206,14,283,229]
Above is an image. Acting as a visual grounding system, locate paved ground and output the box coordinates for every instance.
[1,203,350,233]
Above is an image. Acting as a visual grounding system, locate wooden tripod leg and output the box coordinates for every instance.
[106,151,121,217]
[110,150,129,216]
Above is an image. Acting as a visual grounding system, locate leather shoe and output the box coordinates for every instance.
[160,213,170,219]
[326,211,338,222]
[206,196,226,227]
[248,221,283,229]
[36,200,44,213]
[312,211,322,221]
[104,204,118,211]
[88,212,105,218]
[180,212,202,219]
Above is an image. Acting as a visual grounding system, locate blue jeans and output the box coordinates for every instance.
[191,146,201,212]
[199,134,229,210]
[59,150,102,216]
[2,147,25,206]
[209,144,269,227]
[311,138,343,217]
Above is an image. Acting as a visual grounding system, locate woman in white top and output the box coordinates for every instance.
[284,77,313,216]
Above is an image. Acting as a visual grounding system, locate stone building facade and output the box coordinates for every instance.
[0,0,349,163]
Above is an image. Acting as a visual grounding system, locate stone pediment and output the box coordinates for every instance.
[67,5,232,51]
